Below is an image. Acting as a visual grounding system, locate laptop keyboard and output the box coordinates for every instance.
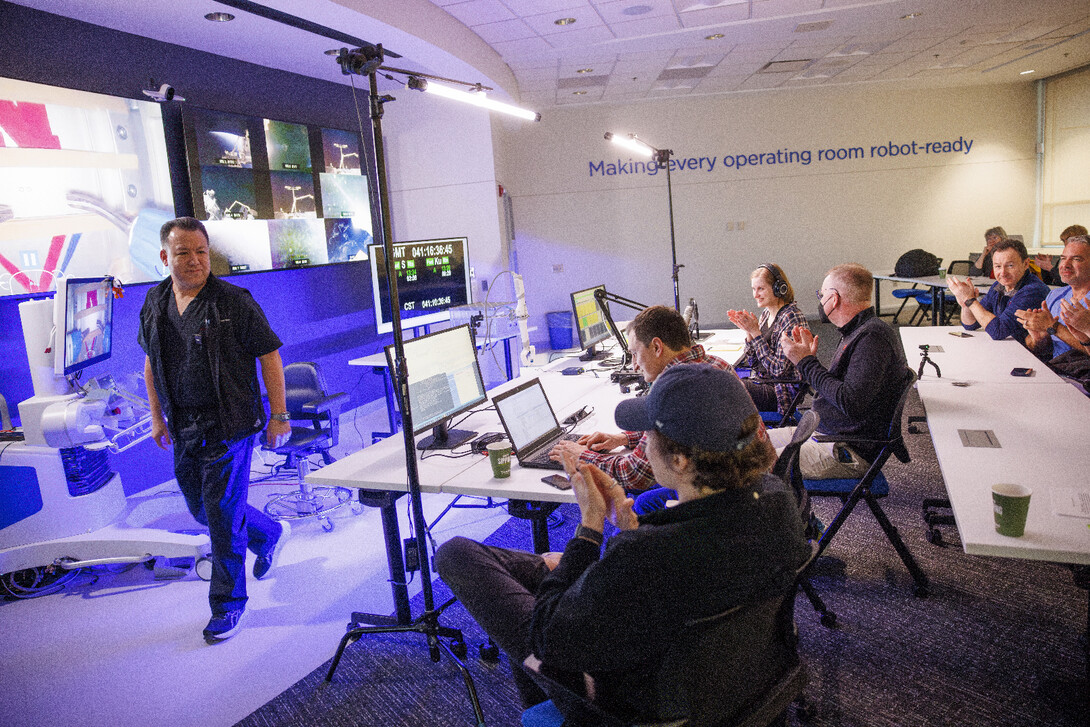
[520,433,580,467]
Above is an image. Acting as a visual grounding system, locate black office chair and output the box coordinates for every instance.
[520,594,808,727]
[771,410,836,628]
[803,371,931,597]
[261,361,355,532]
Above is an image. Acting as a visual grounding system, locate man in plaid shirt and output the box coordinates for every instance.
[550,305,736,492]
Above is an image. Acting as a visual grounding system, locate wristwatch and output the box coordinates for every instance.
[270,412,290,422]
[962,297,977,308]
[1046,325,1058,337]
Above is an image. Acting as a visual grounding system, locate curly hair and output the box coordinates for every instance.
[651,413,775,492]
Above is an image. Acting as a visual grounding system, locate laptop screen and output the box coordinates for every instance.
[492,379,561,451]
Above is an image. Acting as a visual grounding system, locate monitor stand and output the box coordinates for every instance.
[578,344,609,362]
[418,419,477,450]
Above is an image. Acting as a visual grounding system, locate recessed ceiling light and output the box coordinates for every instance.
[204,12,235,22]
[572,90,588,95]
[900,12,921,20]
[622,4,653,15]
[1020,69,1035,75]
[576,68,594,74]
[705,34,725,40]
[555,17,577,26]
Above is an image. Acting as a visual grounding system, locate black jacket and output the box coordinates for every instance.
[797,307,913,460]
[529,474,808,722]
[139,274,281,440]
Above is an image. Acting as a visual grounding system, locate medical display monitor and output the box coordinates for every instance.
[369,237,471,335]
[386,324,486,450]
[55,276,114,376]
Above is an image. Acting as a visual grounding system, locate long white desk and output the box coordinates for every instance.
[899,325,1067,385]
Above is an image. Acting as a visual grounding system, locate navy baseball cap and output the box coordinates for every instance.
[614,364,758,452]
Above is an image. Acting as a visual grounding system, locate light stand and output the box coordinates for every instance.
[604,132,682,312]
[322,43,540,727]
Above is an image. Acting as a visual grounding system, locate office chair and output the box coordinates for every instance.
[520,595,808,727]
[261,361,355,532]
[803,372,931,597]
[771,410,836,628]
[890,285,926,325]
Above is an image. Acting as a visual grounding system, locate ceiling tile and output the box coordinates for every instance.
[594,0,677,23]
[544,25,617,47]
[611,15,684,37]
[678,4,752,27]
[750,0,824,20]
[471,19,537,43]
[522,6,607,35]
[442,0,517,26]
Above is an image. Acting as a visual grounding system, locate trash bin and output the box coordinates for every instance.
[546,310,574,350]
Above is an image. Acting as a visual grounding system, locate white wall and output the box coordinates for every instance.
[497,82,1038,347]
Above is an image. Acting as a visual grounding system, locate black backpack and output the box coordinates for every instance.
[894,249,942,277]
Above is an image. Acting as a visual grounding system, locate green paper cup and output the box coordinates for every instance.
[992,483,1031,537]
[487,441,512,479]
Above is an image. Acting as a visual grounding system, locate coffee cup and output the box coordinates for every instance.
[487,441,512,479]
[992,483,1031,537]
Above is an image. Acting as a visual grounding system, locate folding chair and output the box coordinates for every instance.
[803,372,931,597]
[521,595,808,727]
[771,410,836,628]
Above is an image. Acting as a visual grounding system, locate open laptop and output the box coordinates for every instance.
[491,378,580,470]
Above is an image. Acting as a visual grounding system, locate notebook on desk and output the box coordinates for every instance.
[492,378,580,470]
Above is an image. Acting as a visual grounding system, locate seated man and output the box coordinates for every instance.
[1017,234,1090,359]
[436,365,809,722]
[947,238,1050,342]
[550,305,734,493]
[777,263,914,479]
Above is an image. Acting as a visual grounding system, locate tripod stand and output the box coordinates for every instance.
[322,46,485,726]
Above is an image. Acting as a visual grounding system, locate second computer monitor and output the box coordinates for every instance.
[385,324,487,450]
[570,284,610,361]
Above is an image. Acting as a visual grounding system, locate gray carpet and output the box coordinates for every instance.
[236,322,1089,727]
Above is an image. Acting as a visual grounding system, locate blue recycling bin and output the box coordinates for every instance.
[546,311,574,350]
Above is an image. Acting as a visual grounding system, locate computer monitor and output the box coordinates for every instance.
[386,324,487,450]
[369,237,472,334]
[54,276,114,376]
[570,284,611,361]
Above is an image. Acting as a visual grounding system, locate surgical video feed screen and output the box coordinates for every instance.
[0,77,175,296]
[369,237,471,334]
[181,106,374,279]
[264,119,311,173]
[62,276,114,375]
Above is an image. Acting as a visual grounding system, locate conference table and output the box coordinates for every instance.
[309,328,747,623]
[899,326,1090,682]
[874,273,992,326]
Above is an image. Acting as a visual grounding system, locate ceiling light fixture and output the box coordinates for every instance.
[572,91,588,95]
[1020,69,1035,75]
[576,68,594,74]
[900,12,921,20]
[705,34,725,40]
[204,12,235,22]
[555,17,577,26]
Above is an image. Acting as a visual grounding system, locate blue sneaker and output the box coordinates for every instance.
[203,609,246,644]
[253,520,290,580]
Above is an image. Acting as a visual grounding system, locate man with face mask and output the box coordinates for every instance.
[772,263,913,479]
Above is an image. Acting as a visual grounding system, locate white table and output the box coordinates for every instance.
[900,326,1066,385]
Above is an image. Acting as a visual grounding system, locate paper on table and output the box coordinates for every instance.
[708,343,744,353]
[1050,488,1090,519]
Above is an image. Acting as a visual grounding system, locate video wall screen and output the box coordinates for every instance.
[182,106,374,275]
[0,77,175,297]
[369,237,472,334]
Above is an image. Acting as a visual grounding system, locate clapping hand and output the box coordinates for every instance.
[780,325,817,365]
[727,309,761,338]
[945,275,977,306]
[1060,297,1090,339]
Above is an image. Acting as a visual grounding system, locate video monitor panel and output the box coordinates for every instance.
[0,77,175,296]
[180,106,375,279]
[571,284,610,351]
[55,275,115,376]
[369,237,472,335]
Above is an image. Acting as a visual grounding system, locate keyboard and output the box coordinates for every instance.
[518,433,580,468]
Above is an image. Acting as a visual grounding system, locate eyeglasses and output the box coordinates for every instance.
[815,288,838,303]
